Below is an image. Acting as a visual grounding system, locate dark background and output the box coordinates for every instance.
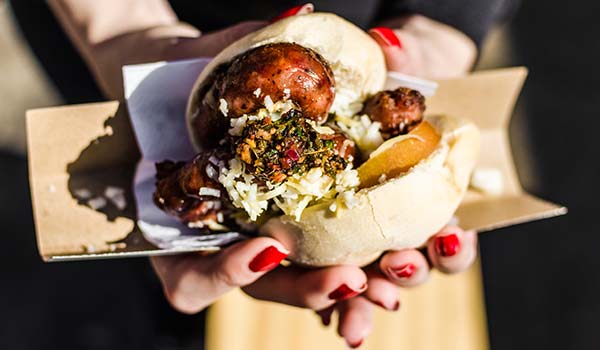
[480,2,600,348]
[1,1,598,349]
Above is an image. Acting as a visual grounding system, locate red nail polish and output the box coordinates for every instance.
[271,3,314,22]
[248,246,288,272]
[372,300,386,310]
[373,300,400,311]
[390,263,416,278]
[328,283,366,301]
[369,27,402,48]
[317,308,333,326]
[435,234,460,257]
[348,339,364,349]
[321,314,331,326]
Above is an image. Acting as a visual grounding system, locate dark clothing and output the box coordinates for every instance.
[171,0,518,46]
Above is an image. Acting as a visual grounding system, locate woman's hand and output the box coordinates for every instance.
[152,226,476,348]
[150,236,370,316]
[368,15,478,79]
[312,226,478,348]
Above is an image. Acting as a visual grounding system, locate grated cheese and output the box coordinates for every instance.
[199,187,221,197]
[219,98,229,116]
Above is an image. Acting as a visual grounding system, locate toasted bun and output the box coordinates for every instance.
[186,13,386,150]
[260,115,480,267]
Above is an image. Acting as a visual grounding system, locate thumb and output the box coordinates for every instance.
[368,27,415,74]
[167,21,268,60]
[151,237,288,314]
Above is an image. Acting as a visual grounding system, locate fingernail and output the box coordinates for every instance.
[248,246,288,272]
[368,27,402,48]
[435,234,461,257]
[317,308,333,326]
[328,283,366,301]
[271,3,314,23]
[389,263,416,279]
[347,339,364,349]
[373,300,400,311]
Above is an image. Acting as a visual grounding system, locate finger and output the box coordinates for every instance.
[379,248,430,288]
[361,267,401,311]
[243,265,367,310]
[167,21,268,60]
[151,237,288,314]
[368,27,407,72]
[426,226,478,274]
[337,296,374,349]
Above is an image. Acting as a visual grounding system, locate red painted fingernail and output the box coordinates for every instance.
[373,299,400,311]
[390,263,416,278]
[248,246,288,272]
[435,234,461,257]
[348,339,364,349]
[328,283,366,301]
[317,308,333,326]
[372,300,386,309]
[369,27,402,48]
[271,3,314,22]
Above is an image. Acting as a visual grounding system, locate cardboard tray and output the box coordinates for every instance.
[26,67,566,261]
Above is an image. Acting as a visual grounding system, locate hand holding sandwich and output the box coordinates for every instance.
[49,2,480,347]
[151,9,480,347]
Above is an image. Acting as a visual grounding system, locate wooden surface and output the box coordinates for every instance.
[206,258,488,350]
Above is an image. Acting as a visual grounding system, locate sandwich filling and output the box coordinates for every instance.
[154,42,433,232]
[217,97,360,221]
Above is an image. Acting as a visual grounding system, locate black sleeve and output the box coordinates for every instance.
[378,0,521,47]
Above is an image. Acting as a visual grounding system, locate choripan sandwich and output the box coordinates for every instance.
[152,13,480,266]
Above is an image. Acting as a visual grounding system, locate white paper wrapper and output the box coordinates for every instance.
[124,59,245,249]
[123,59,437,250]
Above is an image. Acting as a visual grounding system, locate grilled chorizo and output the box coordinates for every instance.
[217,43,335,122]
[361,87,425,139]
[154,152,227,225]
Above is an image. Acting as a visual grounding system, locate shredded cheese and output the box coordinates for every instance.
[219,98,228,116]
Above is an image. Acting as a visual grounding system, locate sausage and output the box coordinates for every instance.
[190,43,336,149]
[189,63,231,148]
[217,43,335,122]
[153,152,227,225]
[320,127,357,163]
[361,87,425,139]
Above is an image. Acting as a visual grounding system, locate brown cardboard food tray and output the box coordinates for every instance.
[27,67,566,262]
